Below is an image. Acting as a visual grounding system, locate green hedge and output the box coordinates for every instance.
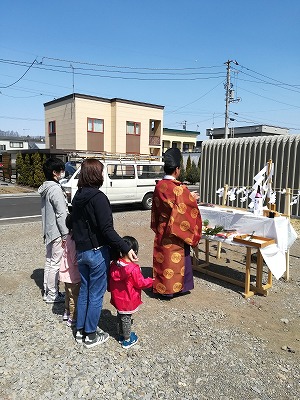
[16,153,47,188]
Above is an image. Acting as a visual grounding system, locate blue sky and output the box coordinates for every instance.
[1,0,300,141]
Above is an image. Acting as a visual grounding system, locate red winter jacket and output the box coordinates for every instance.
[109,259,153,313]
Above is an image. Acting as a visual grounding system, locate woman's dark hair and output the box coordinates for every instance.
[43,157,65,180]
[77,159,104,188]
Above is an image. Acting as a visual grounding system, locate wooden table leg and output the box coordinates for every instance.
[255,250,271,295]
[267,269,272,287]
[205,239,210,264]
[244,247,252,298]
[284,250,290,281]
[216,242,222,259]
[256,250,263,289]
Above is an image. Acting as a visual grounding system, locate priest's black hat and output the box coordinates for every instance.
[164,148,181,168]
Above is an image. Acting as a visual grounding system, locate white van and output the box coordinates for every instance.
[61,156,164,210]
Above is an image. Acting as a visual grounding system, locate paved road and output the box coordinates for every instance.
[0,184,200,225]
[0,193,148,225]
[0,194,41,225]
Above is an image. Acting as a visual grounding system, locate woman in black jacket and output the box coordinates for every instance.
[71,158,138,349]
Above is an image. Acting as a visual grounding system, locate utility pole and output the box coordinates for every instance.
[224,60,239,139]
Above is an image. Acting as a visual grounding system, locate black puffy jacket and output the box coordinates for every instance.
[72,187,130,254]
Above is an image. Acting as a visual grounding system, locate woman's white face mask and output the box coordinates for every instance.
[59,171,65,180]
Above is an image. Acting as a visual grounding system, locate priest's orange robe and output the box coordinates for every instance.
[151,178,202,295]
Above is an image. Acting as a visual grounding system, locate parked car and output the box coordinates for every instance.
[61,157,164,210]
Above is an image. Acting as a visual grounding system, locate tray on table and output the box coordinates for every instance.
[233,234,275,248]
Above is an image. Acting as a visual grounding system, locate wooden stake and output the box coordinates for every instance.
[284,187,292,281]
[216,184,228,259]
[266,159,273,208]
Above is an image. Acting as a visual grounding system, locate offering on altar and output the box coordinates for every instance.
[253,185,263,216]
[202,224,224,236]
[233,234,275,248]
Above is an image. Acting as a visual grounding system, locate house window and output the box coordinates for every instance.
[10,142,23,148]
[49,121,56,135]
[0,145,6,150]
[126,121,141,135]
[87,118,104,133]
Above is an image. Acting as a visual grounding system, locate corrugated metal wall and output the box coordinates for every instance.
[199,135,300,216]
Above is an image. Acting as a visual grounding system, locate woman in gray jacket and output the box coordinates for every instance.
[38,157,68,303]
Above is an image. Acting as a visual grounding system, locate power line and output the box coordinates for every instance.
[238,63,300,88]
[166,80,225,114]
[0,115,43,121]
[0,58,37,88]
[0,92,43,99]
[41,56,223,71]
[238,86,300,109]
[1,55,300,132]
[0,58,225,79]
[234,69,300,95]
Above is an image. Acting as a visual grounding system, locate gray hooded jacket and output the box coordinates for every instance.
[38,181,68,245]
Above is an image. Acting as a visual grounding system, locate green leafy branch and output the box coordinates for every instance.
[203,225,224,236]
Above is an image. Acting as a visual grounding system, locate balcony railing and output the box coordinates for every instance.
[149,136,161,146]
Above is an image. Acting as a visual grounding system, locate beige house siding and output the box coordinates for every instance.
[113,101,163,154]
[44,93,164,155]
[111,102,117,152]
[74,97,111,151]
[45,99,76,149]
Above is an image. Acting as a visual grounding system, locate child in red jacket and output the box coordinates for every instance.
[109,236,153,349]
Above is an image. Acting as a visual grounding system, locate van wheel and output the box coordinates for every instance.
[142,193,153,210]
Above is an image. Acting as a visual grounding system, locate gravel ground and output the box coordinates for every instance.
[0,208,300,400]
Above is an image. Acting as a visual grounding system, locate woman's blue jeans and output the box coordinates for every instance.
[76,246,109,334]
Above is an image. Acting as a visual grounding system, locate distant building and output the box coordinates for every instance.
[0,136,45,168]
[162,128,199,154]
[0,136,29,152]
[206,125,289,139]
[28,138,46,150]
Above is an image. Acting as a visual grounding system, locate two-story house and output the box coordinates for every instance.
[44,93,164,156]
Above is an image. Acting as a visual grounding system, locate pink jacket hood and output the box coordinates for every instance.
[110,259,136,282]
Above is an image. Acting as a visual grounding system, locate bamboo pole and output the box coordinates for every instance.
[284,188,292,281]
[266,159,273,208]
[216,184,228,259]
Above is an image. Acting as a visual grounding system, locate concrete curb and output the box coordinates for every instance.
[0,192,39,198]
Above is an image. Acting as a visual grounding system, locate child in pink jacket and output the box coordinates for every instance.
[109,236,153,349]
[59,214,81,327]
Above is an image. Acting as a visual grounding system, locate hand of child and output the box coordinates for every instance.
[127,249,139,263]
